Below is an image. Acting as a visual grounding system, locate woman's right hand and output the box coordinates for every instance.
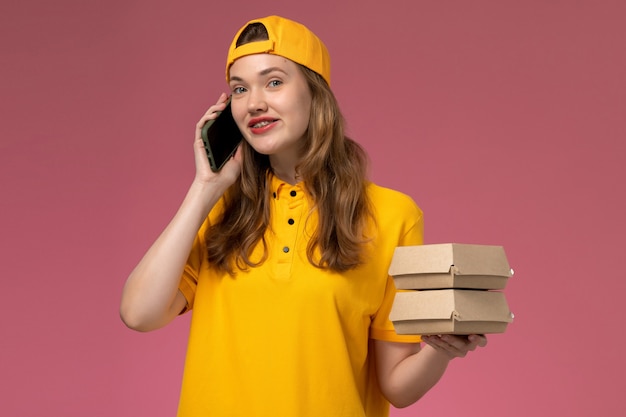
[121,93,244,332]
[193,92,243,191]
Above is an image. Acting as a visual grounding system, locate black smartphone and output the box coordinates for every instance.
[201,98,242,172]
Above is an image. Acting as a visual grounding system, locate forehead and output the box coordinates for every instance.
[228,53,300,81]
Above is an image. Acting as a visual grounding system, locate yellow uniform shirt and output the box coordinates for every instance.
[177,176,423,417]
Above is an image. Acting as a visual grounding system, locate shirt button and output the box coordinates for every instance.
[288,218,295,225]
[283,246,290,253]
[290,190,296,197]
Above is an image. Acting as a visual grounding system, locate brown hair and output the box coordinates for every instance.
[205,23,373,273]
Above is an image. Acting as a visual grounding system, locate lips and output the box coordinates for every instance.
[249,117,277,128]
[248,117,278,134]
[251,120,273,128]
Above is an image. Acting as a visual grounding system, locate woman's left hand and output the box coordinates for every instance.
[421,334,488,360]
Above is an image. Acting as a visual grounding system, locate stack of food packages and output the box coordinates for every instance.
[389,244,514,335]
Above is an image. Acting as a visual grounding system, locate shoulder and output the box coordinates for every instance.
[366,182,423,219]
[366,182,424,246]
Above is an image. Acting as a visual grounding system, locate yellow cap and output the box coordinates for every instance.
[226,16,331,85]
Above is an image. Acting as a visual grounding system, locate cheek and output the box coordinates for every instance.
[294,94,312,132]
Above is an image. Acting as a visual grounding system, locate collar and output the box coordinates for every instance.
[269,174,306,201]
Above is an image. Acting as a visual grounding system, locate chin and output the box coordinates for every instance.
[248,145,273,156]
[248,141,280,156]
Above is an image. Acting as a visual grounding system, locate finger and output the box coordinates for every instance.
[468,334,488,348]
[422,335,460,354]
[202,93,229,113]
[440,335,473,356]
[423,335,470,358]
[196,113,218,131]
[422,335,452,347]
[196,93,231,129]
[197,106,224,128]
[420,338,447,356]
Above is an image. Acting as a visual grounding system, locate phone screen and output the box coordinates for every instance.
[201,99,242,172]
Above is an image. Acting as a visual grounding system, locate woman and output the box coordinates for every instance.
[121,15,486,417]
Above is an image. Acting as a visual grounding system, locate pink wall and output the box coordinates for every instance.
[2,1,624,415]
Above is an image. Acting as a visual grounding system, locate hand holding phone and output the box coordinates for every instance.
[201,97,242,172]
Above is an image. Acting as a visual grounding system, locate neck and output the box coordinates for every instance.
[269,154,300,185]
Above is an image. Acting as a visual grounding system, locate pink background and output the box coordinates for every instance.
[2,1,625,416]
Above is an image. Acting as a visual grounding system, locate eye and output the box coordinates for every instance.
[268,79,283,88]
[232,86,247,95]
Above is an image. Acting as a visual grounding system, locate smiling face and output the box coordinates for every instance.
[228,54,312,173]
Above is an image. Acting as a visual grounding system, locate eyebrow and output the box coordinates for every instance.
[230,66,289,83]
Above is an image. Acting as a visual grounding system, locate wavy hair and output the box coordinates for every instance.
[205,23,373,274]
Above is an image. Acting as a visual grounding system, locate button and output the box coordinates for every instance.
[282,246,290,253]
[273,192,277,198]
[290,190,296,197]
[288,218,295,225]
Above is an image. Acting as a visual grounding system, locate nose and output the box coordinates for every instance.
[247,89,268,113]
